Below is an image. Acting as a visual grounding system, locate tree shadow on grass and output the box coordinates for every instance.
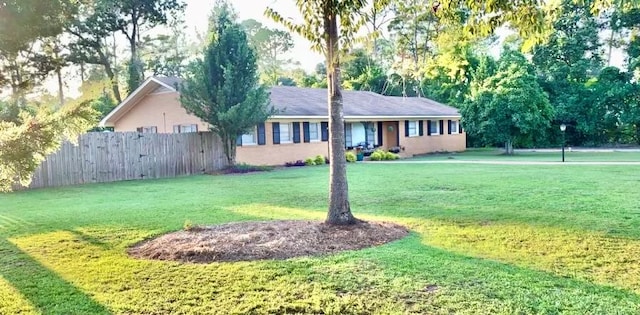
[64,228,117,251]
[0,238,111,315]
[229,205,640,312]
[349,233,640,314]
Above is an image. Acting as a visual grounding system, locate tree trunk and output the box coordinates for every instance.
[80,62,85,83]
[324,8,357,226]
[52,44,64,107]
[222,134,236,167]
[57,66,64,107]
[10,57,21,95]
[607,26,616,66]
[100,51,122,103]
[126,13,144,93]
[505,139,514,155]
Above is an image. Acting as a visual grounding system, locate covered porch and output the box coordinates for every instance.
[344,121,400,153]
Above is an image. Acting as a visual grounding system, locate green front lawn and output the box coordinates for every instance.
[412,148,640,162]
[1,162,640,314]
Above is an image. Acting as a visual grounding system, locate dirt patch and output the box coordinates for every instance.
[128,220,409,263]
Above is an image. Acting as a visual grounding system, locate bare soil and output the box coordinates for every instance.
[128,220,409,263]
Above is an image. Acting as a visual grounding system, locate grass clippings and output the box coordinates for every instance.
[128,220,409,263]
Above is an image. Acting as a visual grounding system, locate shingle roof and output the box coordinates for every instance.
[269,86,460,117]
[154,76,460,118]
[154,76,182,89]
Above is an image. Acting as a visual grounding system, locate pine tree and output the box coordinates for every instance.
[180,1,273,166]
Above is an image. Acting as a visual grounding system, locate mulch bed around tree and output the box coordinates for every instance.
[128,220,409,263]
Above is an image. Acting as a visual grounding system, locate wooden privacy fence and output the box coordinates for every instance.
[28,132,228,189]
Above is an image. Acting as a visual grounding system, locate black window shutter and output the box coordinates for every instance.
[448,120,452,135]
[377,122,383,146]
[272,122,280,144]
[257,123,266,145]
[419,120,424,136]
[321,122,329,142]
[302,122,310,142]
[439,120,444,135]
[236,135,242,146]
[459,121,463,133]
[137,127,143,133]
[404,120,410,137]
[427,120,432,136]
[293,122,301,143]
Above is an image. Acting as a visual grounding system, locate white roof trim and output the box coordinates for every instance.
[151,77,179,91]
[269,115,461,120]
[99,77,177,127]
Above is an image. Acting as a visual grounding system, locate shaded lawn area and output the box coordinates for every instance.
[412,148,640,162]
[1,162,640,314]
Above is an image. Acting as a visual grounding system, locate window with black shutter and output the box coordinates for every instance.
[272,122,280,144]
[405,120,410,137]
[257,123,266,145]
[303,122,310,143]
[321,122,329,141]
[293,122,301,143]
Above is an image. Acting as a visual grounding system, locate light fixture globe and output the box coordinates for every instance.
[560,124,567,132]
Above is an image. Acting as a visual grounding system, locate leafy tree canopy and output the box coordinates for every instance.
[0,99,97,191]
[462,49,554,154]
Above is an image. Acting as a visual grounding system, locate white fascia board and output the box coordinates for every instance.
[268,115,461,121]
[150,77,178,91]
[98,77,160,127]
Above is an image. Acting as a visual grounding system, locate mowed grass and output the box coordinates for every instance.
[1,160,640,314]
[413,148,640,162]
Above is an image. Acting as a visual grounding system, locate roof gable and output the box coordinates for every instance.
[99,77,178,127]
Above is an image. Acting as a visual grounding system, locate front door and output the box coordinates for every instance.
[380,121,399,149]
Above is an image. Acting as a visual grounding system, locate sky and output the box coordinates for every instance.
[184,0,324,71]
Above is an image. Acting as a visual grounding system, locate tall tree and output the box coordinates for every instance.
[421,28,486,106]
[141,17,193,77]
[588,66,638,144]
[532,0,604,146]
[386,0,444,96]
[42,37,69,107]
[67,1,123,103]
[620,83,640,144]
[341,48,389,94]
[267,0,374,225]
[0,0,77,95]
[180,1,273,166]
[241,19,295,85]
[103,0,186,93]
[462,50,554,154]
[434,0,553,52]
[362,0,392,62]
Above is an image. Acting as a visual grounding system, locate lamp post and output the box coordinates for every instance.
[560,124,567,162]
